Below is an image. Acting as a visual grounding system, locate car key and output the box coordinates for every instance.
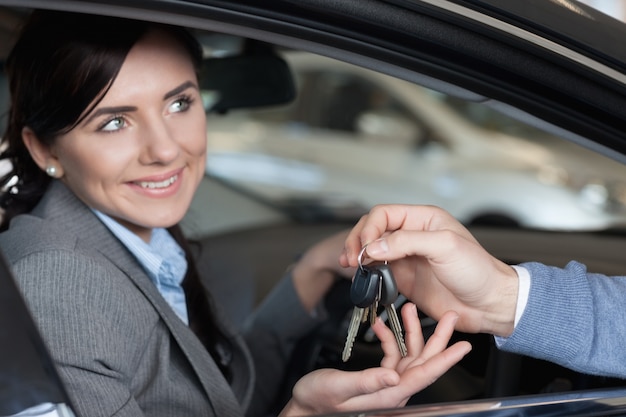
[377,263,408,357]
[342,264,381,362]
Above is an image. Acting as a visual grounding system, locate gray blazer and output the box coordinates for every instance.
[0,181,323,417]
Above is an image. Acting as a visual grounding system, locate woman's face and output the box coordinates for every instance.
[50,29,207,241]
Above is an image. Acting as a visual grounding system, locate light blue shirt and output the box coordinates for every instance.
[93,210,189,324]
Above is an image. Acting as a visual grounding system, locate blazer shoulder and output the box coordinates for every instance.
[0,213,82,262]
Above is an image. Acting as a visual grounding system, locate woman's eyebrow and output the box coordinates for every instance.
[163,80,198,100]
[84,106,137,125]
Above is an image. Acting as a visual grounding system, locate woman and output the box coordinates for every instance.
[0,10,471,417]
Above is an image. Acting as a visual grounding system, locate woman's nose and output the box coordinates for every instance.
[139,117,180,164]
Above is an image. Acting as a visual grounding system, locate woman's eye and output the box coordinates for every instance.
[100,117,126,132]
[169,97,192,113]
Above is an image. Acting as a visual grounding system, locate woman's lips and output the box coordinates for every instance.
[129,169,184,196]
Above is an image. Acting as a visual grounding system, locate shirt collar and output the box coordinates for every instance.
[92,210,189,323]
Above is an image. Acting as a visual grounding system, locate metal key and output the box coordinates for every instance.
[366,269,382,327]
[342,264,380,362]
[377,263,408,357]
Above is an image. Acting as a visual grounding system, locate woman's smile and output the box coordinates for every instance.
[128,168,185,199]
[136,175,178,190]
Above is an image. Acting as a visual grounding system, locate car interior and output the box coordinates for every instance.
[1,4,626,416]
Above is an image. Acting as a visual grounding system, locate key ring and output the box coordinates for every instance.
[358,245,388,271]
[357,245,368,271]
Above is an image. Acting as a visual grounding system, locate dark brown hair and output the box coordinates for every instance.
[0,9,202,229]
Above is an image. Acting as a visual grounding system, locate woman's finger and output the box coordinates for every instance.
[391,341,473,399]
[416,310,460,362]
[372,317,402,368]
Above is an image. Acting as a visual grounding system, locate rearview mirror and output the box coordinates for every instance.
[199,52,296,114]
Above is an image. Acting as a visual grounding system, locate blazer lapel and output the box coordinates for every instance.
[108,251,244,416]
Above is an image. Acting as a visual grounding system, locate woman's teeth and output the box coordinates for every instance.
[137,175,177,189]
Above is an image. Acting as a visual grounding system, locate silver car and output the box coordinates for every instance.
[205,51,626,231]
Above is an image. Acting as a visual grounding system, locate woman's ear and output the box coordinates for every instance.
[21,127,64,178]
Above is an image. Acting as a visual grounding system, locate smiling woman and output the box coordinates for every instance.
[0,8,471,417]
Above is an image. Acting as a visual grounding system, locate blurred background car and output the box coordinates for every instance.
[205,51,626,231]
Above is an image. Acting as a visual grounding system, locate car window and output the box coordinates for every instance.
[204,50,626,233]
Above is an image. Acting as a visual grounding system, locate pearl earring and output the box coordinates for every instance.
[45,165,57,177]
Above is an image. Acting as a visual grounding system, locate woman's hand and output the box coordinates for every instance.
[291,230,356,312]
[279,303,471,416]
[339,204,519,336]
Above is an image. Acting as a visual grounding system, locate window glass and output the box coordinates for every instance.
[205,50,626,233]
